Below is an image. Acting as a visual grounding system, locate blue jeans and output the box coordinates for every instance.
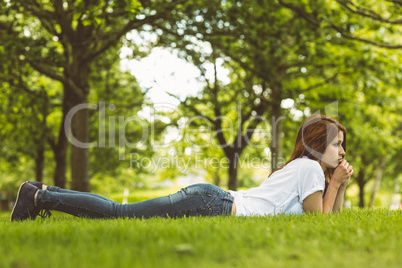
[36,183,234,219]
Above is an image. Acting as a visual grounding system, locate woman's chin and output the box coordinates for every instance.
[329,162,339,169]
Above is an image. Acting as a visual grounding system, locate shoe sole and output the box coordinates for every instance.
[10,182,27,222]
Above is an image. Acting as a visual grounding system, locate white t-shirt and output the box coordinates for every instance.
[228,156,325,216]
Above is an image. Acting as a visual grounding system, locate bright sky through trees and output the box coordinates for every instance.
[120,47,230,106]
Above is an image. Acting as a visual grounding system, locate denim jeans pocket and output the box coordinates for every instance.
[183,184,221,208]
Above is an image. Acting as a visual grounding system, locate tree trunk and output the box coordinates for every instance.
[35,94,48,183]
[70,99,90,191]
[369,156,387,207]
[213,169,221,187]
[53,147,68,188]
[34,146,45,182]
[356,169,366,208]
[227,152,239,190]
[51,95,70,188]
[67,59,91,192]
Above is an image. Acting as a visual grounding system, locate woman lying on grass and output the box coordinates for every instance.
[11,114,353,221]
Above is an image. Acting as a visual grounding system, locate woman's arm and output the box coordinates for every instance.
[303,180,342,214]
[332,178,350,212]
[303,160,353,214]
[323,180,343,213]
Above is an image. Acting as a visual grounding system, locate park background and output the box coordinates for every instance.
[1,1,402,268]
[0,0,401,211]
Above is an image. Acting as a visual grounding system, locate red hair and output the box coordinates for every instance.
[270,115,347,192]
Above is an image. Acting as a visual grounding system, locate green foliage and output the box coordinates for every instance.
[153,0,401,198]
[0,0,401,203]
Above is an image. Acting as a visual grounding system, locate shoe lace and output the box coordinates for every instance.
[38,209,52,219]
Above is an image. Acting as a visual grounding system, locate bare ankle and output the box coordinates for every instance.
[42,185,47,190]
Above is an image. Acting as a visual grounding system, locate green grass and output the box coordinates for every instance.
[1,209,401,268]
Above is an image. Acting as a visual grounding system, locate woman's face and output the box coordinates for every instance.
[320,131,345,172]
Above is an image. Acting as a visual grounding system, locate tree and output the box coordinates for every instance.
[87,48,165,182]
[302,41,402,207]
[0,0,184,191]
[153,0,364,190]
[178,57,272,190]
[278,0,402,49]
[0,30,60,184]
[277,0,402,207]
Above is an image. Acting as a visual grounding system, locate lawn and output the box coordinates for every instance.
[1,209,401,268]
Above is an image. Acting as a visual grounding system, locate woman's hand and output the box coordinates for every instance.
[331,159,353,187]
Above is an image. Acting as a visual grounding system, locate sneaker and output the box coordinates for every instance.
[10,182,40,221]
[27,180,44,190]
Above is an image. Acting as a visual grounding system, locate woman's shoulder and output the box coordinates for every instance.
[290,156,323,173]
